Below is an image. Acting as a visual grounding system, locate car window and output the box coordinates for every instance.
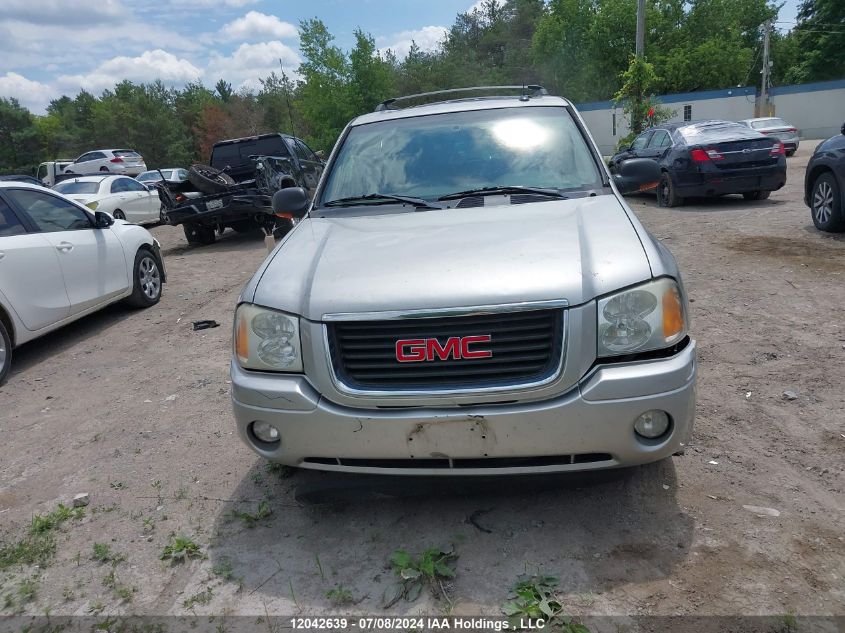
[679,121,763,143]
[37,165,47,180]
[137,172,154,182]
[0,197,27,236]
[6,189,92,232]
[647,131,671,148]
[294,139,317,162]
[321,106,603,203]
[631,132,652,150]
[110,179,129,194]
[122,179,147,192]
[177,169,188,179]
[114,150,141,159]
[54,181,100,195]
[76,153,93,163]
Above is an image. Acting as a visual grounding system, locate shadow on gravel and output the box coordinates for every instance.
[209,457,694,611]
[157,228,271,258]
[625,192,787,212]
[7,302,137,375]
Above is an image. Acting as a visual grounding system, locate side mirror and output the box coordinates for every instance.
[612,158,662,195]
[272,187,309,218]
[94,211,114,228]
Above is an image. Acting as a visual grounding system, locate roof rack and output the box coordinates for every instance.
[374,85,548,112]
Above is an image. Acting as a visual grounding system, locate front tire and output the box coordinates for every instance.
[0,319,11,386]
[183,223,216,245]
[810,172,845,232]
[658,172,683,207]
[743,190,770,201]
[113,209,126,220]
[125,248,163,308]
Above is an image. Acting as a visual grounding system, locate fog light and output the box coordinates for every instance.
[634,410,671,439]
[251,421,281,444]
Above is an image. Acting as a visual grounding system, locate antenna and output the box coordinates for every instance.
[280,59,297,138]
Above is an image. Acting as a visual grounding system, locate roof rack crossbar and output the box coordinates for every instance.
[375,85,548,112]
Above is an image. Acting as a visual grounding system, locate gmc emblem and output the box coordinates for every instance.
[395,335,493,363]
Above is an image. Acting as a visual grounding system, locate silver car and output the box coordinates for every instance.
[738,117,800,156]
[230,87,697,476]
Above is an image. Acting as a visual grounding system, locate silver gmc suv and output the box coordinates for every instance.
[231,86,696,475]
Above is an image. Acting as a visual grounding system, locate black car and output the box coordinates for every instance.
[609,120,787,207]
[804,122,845,232]
[159,133,324,245]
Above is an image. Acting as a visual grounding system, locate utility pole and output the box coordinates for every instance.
[759,19,772,117]
[636,0,646,57]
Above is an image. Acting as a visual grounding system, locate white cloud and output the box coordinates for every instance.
[170,0,256,6]
[220,11,298,41]
[467,0,503,13]
[0,72,55,113]
[205,41,300,91]
[2,0,124,25]
[378,26,447,60]
[57,50,203,94]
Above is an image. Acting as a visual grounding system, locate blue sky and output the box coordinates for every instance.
[0,0,800,114]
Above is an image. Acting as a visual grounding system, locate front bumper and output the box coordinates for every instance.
[231,341,697,475]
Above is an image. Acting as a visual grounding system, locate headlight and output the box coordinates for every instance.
[234,304,303,372]
[597,278,686,357]
[85,201,99,210]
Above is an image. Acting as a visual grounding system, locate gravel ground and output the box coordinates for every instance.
[0,141,843,624]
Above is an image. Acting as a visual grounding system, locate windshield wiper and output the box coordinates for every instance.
[323,193,443,209]
[438,185,569,201]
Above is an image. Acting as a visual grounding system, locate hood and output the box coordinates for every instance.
[251,195,653,321]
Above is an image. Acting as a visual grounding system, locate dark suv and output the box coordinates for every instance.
[160,133,324,245]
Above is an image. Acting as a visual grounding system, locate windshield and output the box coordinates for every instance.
[751,118,788,129]
[320,106,602,205]
[138,170,172,181]
[54,181,100,194]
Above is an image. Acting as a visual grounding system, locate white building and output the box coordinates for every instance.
[576,78,845,155]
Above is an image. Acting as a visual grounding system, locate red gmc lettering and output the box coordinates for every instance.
[395,335,492,362]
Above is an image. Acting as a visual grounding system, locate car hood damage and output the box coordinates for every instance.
[251,195,653,320]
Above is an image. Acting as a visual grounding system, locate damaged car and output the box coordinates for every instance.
[230,86,696,476]
[159,133,323,245]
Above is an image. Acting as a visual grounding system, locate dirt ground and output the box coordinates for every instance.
[0,141,843,625]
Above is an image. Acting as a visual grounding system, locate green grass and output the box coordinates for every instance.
[160,535,203,562]
[29,504,84,535]
[91,542,126,565]
[182,586,213,610]
[0,534,56,570]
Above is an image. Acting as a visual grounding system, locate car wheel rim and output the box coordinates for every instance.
[0,339,6,370]
[139,257,161,300]
[813,182,833,224]
[660,180,669,204]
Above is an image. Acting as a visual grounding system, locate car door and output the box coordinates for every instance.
[120,177,158,223]
[4,188,129,316]
[0,194,70,330]
[642,129,673,161]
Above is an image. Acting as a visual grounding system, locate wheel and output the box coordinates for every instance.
[810,172,845,232]
[658,172,683,207]
[0,319,11,386]
[742,190,770,201]
[188,164,236,195]
[113,209,126,220]
[183,223,216,245]
[124,248,162,308]
[99,166,109,172]
[786,149,796,157]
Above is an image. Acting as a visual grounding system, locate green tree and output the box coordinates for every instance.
[614,55,674,147]
[0,98,39,171]
[784,0,845,83]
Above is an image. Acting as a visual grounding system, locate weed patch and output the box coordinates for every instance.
[383,546,457,608]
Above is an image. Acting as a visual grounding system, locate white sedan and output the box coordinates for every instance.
[0,182,166,384]
[53,175,161,224]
